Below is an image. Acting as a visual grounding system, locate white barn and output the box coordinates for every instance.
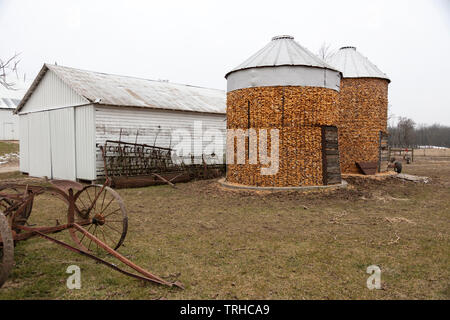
[15,64,226,182]
[0,79,29,140]
[0,99,19,141]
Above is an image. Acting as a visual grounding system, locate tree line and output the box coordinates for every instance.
[388,117,450,148]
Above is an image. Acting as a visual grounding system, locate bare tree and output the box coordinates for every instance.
[389,122,450,148]
[0,53,21,89]
[387,104,394,121]
[317,42,334,62]
[397,117,416,147]
[414,123,450,148]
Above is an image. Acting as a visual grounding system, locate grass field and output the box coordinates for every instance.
[0,160,449,299]
[0,141,19,157]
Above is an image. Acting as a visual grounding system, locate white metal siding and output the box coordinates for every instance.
[95,106,226,176]
[49,108,76,180]
[0,109,19,140]
[28,112,52,178]
[75,105,96,180]
[19,106,94,180]
[19,115,29,172]
[18,70,87,114]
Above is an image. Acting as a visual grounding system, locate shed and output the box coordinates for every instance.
[328,46,390,174]
[15,64,226,181]
[0,79,29,140]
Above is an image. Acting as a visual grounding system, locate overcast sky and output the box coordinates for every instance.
[1,0,449,125]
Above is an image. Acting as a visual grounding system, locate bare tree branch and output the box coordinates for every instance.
[317,42,335,62]
[0,53,21,90]
[397,117,416,147]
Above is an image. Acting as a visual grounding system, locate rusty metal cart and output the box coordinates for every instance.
[0,179,182,289]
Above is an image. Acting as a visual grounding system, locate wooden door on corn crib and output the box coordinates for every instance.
[321,126,342,185]
[378,131,389,172]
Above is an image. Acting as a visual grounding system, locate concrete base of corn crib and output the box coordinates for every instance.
[341,171,397,180]
[218,178,348,191]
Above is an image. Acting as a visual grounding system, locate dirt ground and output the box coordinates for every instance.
[0,159,449,300]
[0,162,19,174]
[0,141,19,173]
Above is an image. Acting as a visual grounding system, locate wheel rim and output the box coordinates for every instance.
[70,185,128,252]
[0,186,34,235]
[0,211,14,288]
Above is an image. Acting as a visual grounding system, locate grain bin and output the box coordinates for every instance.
[225,35,342,187]
[328,46,390,174]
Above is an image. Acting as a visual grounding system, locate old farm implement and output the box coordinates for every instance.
[100,140,224,188]
[0,179,182,289]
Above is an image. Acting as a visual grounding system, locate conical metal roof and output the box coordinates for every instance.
[225,35,342,92]
[328,46,390,82]
[225,35,339,78]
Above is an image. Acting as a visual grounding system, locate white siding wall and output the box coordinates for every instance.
[95,106,226,176]
[28,112,52,178]
[20,105,96,180]
[16,68,95,180]
[19,107,79,180]
[49,108,76,180]
[0,109,19,140]
[75,105,96,180]
[18,70,87,114]
[19,115,29,172]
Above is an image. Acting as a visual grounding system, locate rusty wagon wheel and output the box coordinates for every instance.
[70,185,128,252]
[0,210,14,288]
[0,185,34,231]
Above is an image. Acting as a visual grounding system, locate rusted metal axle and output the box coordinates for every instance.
[15,224,182,288]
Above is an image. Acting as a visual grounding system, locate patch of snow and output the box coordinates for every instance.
[396,173,430,184]
[417,146,448,149]
[0,153,19,164]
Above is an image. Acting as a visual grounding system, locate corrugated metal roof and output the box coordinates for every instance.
[16,64,226,114]
[0,77,30,109]
[327,46,390,81]
[225,35,339,78]
[0,97,21,109]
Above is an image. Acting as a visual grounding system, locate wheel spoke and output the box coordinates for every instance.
[85,188,93,204]
[88,226,97,251]
[104,208,121,219]
[99,227,108,245]
[100,197,115,215]
[93,224,99,251]
[80,224,94,245]
[93,187,98,214]
[77,196,88,210]
[104,223,121,234]
[100,189,107,212]
[100,227,117,248]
